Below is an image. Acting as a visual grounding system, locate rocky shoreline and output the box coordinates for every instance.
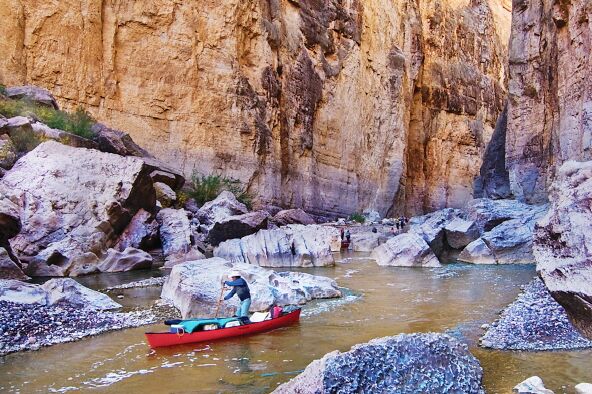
[480,280,592,351]
[0,300,159,357]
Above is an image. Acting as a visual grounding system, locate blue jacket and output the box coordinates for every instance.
[224,278,251,301]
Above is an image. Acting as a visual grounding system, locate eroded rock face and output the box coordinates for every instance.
[0,248,28,280]
[410,208,462,255]
[0,0,509,217]
[271,209,315,227]
[273,333,485,394]
[97,247,153,273]
[113,209,159,252]
[161,257,341,318]
[371,233,441,267]
[534,161,592,339]
[506,0,592,203]
[0,141,155,274]
[214,225,339,267]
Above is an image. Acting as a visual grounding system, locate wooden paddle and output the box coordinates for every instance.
[214,279,226,318]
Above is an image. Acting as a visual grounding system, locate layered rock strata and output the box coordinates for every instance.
[0,0,510,217]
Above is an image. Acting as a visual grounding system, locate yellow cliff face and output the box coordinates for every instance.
[0,0,509,217]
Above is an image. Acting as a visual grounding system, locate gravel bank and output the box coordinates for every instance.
[101,276,167,291]
[480,280,592,351]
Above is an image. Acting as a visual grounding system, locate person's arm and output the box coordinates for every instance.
[224,287,236,300]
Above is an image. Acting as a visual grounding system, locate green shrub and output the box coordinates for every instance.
[187,171,253,208]
[0,84,6,96]
[10,127,43,153]
[349,213,366,224]
[0,98,95,139]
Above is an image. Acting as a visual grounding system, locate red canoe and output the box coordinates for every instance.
[145,309,301,348]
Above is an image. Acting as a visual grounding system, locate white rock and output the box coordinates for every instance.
[195,191,248,229]
[458,238,496,264]
[214,225,339,267]
[513,376,554,394]
[371,233,441,267]
[350,232,382,252]
[42,278,122,310]
[362,210,381,223]
[154,182,177,208]
[0,279,47,305]
[161,257,341,318]
[0,141,156,274]
[156,208,205,266]
[575,383,592,394]
[97,247,153,272]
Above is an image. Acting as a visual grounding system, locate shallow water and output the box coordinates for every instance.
[1,253,591,393]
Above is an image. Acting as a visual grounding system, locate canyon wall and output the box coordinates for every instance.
[506,0,592,203]
[0,0,510,217]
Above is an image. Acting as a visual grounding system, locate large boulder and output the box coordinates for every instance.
[5,85,59,109]
[97,247,153,273]
[113,209,159,251]
[350,232,382,252]
[444,218,480,249]
[273,333,484,394]
[0,279,48,304]
[271,209,315,226]
[42,278,121,310]
[30,122,98,149]
[534,161,592,339]
[371,233,441,267]
[156,208,205,267]
[90,122,150,157]
[465,198,547,233]
[208,211,270,246]
[410,208,463,256]
[161,257,341,318]
[0,141,156,275]
[214,225,340,267]
[154,182,177,208]
[195,191,248,229]
[0,248,28,280]
[458,238,496,265]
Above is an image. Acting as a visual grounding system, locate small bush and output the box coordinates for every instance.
[10,127,43,153]
[0,98,95,139]
[187,171,253,208]
[349,213,366,224]
[0,84,6,96]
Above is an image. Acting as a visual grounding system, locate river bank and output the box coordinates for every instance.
[1,254,590,393]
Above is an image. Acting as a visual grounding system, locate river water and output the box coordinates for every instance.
[1,253,591,393]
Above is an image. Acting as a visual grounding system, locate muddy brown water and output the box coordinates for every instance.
[1,253,591,393]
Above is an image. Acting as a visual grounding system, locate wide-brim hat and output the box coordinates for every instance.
[228,271,241,278]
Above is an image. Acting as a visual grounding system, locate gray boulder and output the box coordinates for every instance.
[362,210,381,223]
[30,122,98,149]
[91,122,150,157]
[444,218,480,249]
[42,278,121,310]
[350,232,383,252]
[410,208,463,256]
[97,247,153,273]
[458,238,496,265]
[273,333,484,394]
[214,225,340,267]
[156,208,205,267]
[154,182,177,208]
[161,257,341,318]
[271,208,315,226]
[113,209,159,251]
[534,161,592,339]
[465,198,547,233]
[208,211,270,246]
[371,233,441,267]
[0,279,48,304]
[195,191,248,229]
[5,85,59,109]
[0,141,156,275]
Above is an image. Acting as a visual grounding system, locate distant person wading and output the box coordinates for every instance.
[223,271,251,321]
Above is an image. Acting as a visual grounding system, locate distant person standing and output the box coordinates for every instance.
[345,229,351,243]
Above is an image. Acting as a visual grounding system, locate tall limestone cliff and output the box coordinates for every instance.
[506,0,592,203]
[0,0,510,217]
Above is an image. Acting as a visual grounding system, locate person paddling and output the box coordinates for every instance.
[223,271,251,322]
